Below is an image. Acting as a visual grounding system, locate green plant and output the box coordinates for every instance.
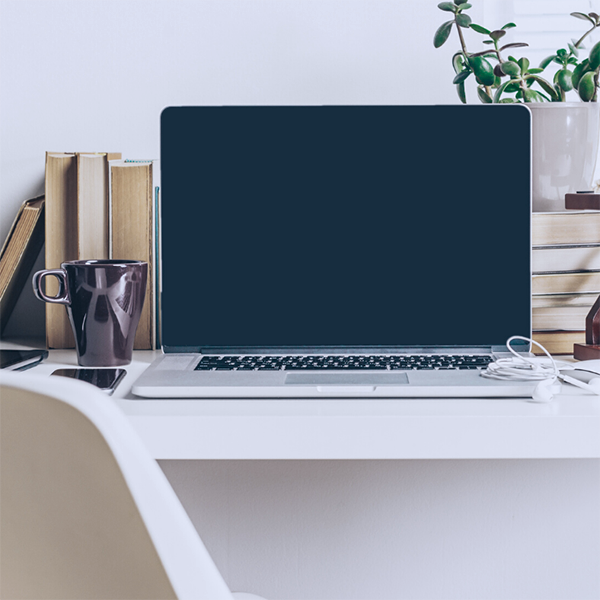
[433,2,600,103]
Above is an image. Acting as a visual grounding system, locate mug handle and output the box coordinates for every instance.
[32,269,71,305]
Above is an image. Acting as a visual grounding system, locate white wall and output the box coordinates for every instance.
[2,3,600,599]
[0,0,472,338]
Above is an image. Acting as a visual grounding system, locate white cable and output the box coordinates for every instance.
[481,335,570,383]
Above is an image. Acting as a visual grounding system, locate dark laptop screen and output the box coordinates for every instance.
[160,105,531,350]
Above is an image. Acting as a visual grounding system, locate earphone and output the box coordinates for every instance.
[482,335,600,403]
[531,378,555,403]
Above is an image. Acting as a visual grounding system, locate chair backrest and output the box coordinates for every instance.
[0,371,234,600]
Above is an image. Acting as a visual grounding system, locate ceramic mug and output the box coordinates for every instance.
[32,260,147,366]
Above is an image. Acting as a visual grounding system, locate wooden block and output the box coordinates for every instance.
[565,192,600,210]
[573,343,600,361]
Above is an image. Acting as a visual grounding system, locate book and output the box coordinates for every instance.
[0,196,45,333]
[532,271,600,295]
[109,159,159,350]
[532,211,600,246]
[532,305,591,331]
[532,293,599,308]
[45,152,78,348]
[532,245,600,273]
[532,330,585,355]
[77,152,121,260]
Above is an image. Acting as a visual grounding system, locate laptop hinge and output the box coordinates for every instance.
[163,345,497,355]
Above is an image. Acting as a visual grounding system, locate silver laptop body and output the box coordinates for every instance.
[133,105,534,399]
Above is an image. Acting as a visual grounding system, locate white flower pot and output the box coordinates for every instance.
[528,102,600,212]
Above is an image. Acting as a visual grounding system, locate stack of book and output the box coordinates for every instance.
[44,152,159,349]
[532,211,600,354]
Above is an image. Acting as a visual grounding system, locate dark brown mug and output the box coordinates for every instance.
[32,260,147,366]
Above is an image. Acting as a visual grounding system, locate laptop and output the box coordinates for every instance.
[132,104,534,399]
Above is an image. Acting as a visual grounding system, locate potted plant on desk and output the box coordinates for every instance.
[434,2,600,212]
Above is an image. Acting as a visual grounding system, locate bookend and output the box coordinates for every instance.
[565,191,600,210]
[565,191,600,359]
[574,295,600,360]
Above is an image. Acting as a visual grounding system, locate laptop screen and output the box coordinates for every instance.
[160,105,531,351]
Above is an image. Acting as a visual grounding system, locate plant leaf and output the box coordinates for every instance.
[489,29,506,41]
[528,68,544,74]
[493,80,513,102]
[578,71,596,101]
[477,86,493,103]
[455,0,469,4]
[452,69,472,84]
[456,13,472,28]
[482,40,494,44]
[469,50,497,58]
[457,3,472,10]
[500,61,520,77]
[556,69,573,92]
[499,98,517,103]
[438,2,457,12]
[499,42,528,51]
[530,90,550,102]
[568,43,579,57]
[470,23,490,34]
[456,81,467,104]
[468,55,495,86]
[571,61,589,89]
[501,22,517,30]
[527,75,560,100]
[518,57,530,72]
[539,55,555,70]
[522,88,538,102]
[452,52,465,74]
[434,20,454,47]
[590,40,600,71]
[570,11,595,24]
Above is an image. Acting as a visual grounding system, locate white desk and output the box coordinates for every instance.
[8,342,600,461]
[4,341,600,599]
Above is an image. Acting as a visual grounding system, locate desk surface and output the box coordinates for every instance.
[3,340,600,461]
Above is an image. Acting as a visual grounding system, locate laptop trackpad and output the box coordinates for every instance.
[285,372,409,385]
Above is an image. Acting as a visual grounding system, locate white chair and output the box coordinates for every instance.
[0,371,266,600]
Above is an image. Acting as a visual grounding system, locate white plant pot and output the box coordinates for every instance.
[528,102,600,213]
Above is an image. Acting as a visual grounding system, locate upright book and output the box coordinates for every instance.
[0,196,45,333]
[45,152,78,348]
[109,159,159,350]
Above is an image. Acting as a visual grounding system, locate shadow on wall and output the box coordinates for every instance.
[3,247,46,340]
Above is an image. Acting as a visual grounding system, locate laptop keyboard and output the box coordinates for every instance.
[194,354,493,371]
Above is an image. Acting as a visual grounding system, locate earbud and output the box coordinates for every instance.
[531,380,555,403]
[558,374,600,396]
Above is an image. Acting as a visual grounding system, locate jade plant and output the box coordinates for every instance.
[434,2,600,103]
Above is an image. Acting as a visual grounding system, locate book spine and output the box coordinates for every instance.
[110,161,156,349]
[77,154,109,259]
[45,153,77,348]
